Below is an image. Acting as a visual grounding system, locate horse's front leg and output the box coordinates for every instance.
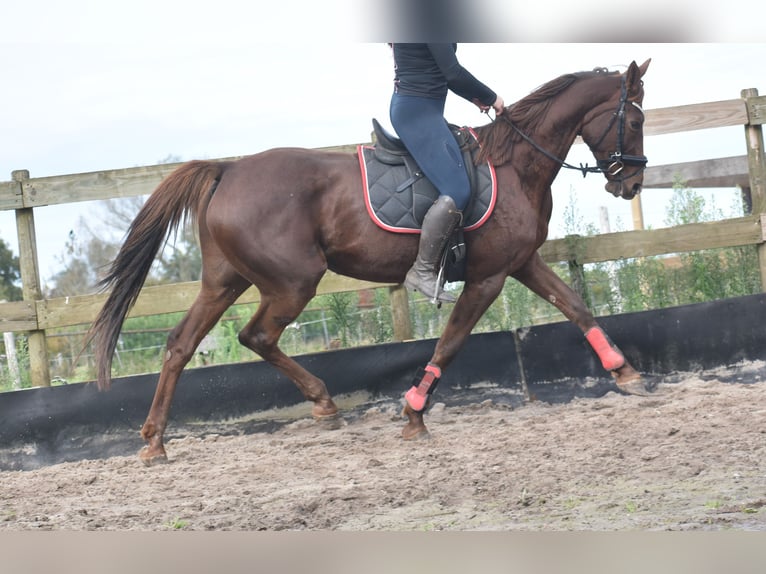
[512,253,649,395]
[402,274,508,439]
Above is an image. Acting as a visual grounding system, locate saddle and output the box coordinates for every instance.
[358,119,497,282]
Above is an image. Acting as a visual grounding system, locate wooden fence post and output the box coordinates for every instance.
[631,195,645,230]
[388,284,413,341]
[12,170,51,387]
[741,89,766,291]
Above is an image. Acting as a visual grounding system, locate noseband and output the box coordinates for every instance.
[499,73,648,185]
[589,74,648,181]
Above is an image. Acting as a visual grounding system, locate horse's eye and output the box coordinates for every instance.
[630,121,641,130]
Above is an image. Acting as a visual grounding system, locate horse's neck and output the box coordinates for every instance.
[520,77,616,186]
[514,123,577,191]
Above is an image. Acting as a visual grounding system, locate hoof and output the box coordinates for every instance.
[615,376,655,396]
[612,363,657,397]
[402,424,431,441]
[139,445,168,467]
[312,399,339,419]
[315,413,345,430]
[400,404,430,440]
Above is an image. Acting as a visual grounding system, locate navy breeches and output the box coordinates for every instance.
[389,93,470,210]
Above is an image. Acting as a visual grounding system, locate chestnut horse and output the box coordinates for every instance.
[89,60,652,464]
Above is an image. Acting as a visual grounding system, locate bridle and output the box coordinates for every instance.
[497,73,648,185]
[588,74,648,181]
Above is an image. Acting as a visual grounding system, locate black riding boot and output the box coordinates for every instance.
[404,195,463,303]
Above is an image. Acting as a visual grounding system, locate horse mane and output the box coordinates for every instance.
[473,67,615,166]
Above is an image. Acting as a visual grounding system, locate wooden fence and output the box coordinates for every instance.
[1,89,765,388]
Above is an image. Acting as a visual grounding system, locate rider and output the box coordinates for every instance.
[389,43,505,303]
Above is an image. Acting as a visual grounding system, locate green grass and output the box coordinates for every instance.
[164,517,189,530]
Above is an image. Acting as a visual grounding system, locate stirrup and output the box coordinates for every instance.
[403,273,455,304]
[431,252,450,304]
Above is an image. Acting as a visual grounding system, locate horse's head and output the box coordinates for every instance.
[579,59,651,200]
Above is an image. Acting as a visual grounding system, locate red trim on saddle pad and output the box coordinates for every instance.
[463,127,497,232]
[357,145,419,234]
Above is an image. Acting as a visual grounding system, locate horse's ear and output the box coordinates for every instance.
[637,58,651,77]
[626,59,651,96]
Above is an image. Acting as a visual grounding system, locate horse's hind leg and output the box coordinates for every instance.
[139,273,250,465]
[512,253,649,395]
[237,289,338,418]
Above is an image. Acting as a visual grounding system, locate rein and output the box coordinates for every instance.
[495,74,648,182]
[501,117,603,178]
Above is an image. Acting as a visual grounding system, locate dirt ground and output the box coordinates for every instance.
[1,362,765,531]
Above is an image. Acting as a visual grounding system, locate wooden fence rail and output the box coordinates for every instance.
[2,90,765,387]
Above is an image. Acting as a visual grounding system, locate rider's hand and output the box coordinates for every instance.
[473,96,505,117]
[492,96,505,116]
[472,98,490,113]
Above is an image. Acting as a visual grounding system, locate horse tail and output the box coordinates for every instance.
[87,160,223,390]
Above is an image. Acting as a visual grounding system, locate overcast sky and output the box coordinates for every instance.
[1,2,765,287]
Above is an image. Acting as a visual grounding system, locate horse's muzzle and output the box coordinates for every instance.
[605,180,643,199]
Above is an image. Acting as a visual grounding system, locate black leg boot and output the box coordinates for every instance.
[404,195,462,303]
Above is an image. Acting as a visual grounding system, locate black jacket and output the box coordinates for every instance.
[392,43,496,106]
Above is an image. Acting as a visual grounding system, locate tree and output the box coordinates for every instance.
[46,228,119,297]
[46,154,202,295]
[0,237,21,301]
[157,225,202,283]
